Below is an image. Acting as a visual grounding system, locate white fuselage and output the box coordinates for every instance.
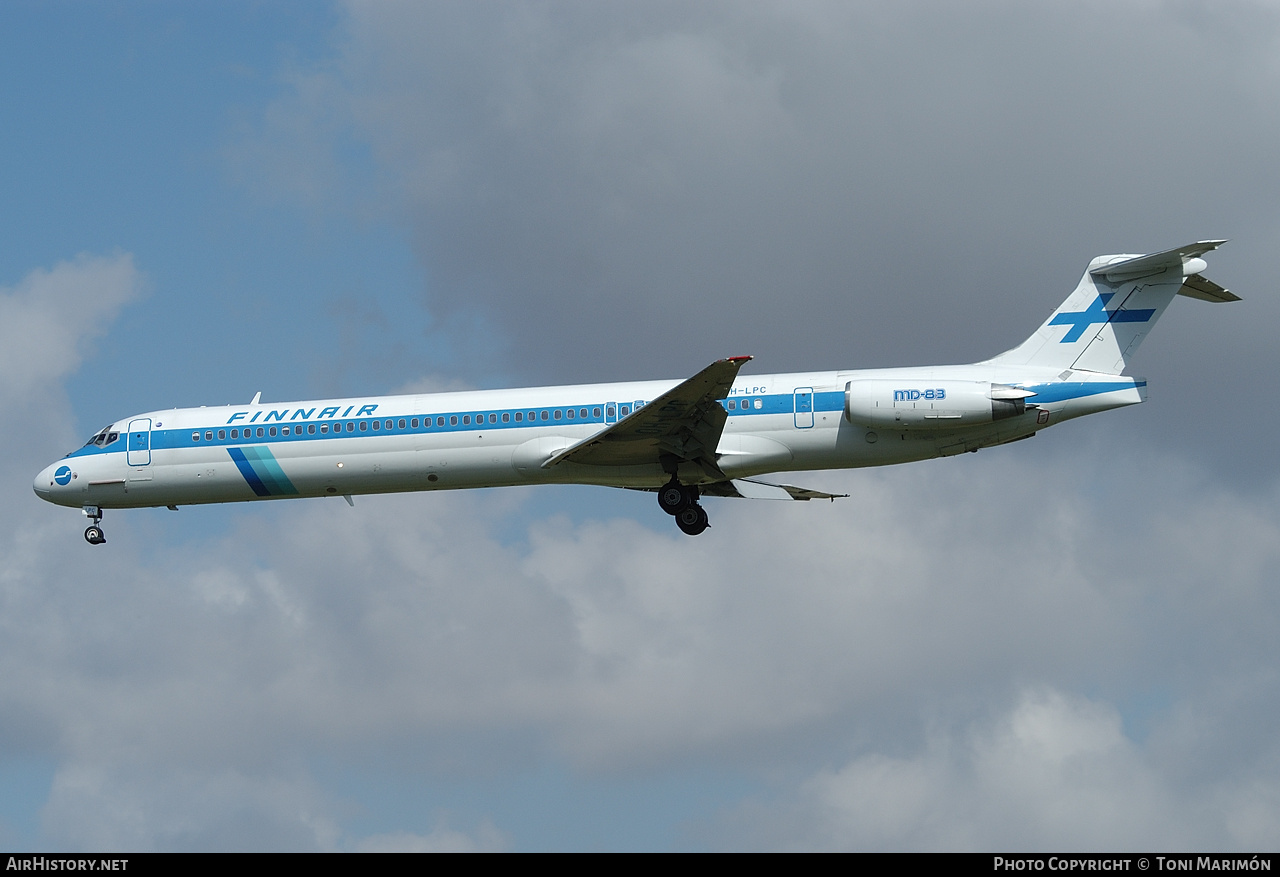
[34,363,1144,511]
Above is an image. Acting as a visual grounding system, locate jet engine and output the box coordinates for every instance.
[844,380,1033,429]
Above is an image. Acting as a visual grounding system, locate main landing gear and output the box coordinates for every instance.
[83,506,106,545]
[657,478,710,536]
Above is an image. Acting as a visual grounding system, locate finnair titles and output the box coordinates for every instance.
[36,241,1237,544]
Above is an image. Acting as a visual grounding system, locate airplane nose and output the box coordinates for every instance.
[33,462,71,502]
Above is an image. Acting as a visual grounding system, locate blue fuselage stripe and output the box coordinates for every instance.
[227,446,299,496]
[1021,381,1142,403]
[227,447,271,496]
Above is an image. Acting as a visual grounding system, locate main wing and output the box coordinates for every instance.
[542,356,752,479]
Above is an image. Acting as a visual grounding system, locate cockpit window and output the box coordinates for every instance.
[84,427,120,448]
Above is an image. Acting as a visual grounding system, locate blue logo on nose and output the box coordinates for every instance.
[54,466,72,486]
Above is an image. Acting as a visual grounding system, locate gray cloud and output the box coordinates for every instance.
[241,1,1280,481]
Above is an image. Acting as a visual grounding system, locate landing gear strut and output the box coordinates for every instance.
[657,478,709,536]
[83,506,105,545]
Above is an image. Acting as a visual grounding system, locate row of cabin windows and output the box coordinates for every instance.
[189,405,623,443]
[184,398,771,444]
[128,397,766,448]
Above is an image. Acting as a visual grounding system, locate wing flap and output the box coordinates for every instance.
[699,478,847,501]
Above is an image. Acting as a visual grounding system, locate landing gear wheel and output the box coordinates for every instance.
[658,480,689,515]
[84,526,106,545]
[675,504,709,536]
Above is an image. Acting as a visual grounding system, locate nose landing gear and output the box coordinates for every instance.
[657,478,710,536]
[82,506,106,545]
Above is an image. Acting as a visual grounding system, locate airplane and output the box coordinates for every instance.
[34,241,1237,544]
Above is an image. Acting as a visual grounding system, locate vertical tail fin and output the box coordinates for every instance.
[985,241,1235,372]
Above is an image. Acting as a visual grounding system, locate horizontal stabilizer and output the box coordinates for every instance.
[1178,273,1240,303]
[1090,240,1226,281]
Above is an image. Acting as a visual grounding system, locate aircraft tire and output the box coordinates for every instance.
[675,504,709,536]
[84,526,106,545]
[658,482,688,515]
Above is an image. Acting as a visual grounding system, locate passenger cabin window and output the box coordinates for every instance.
[620,406,630,417]
[269,427,277,437]
[205,431,214,441]
[192,432,200,441]
[515,412,522,422]
[219,430,226,440]
[502,413,510,423]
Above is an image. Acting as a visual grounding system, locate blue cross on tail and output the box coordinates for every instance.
[1049,293,1156,343]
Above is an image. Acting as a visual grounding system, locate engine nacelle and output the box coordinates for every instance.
[844,380,1031,429]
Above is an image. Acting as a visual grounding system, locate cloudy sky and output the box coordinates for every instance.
[2,0,1278,851]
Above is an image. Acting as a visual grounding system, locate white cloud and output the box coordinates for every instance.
[710,687,1280,850]
[0,253,142,400]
